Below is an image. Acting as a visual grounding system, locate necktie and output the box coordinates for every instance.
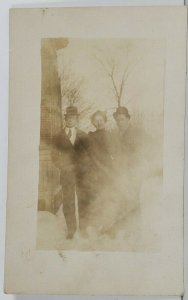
[67,129,72,139]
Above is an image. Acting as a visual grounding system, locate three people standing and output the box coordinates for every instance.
[51,105,139,239]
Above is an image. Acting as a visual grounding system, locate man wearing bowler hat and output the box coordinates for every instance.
[51,105,90,239]
[107,106,151,238]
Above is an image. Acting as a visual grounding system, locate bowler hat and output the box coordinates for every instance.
[113,106,130,119]
[64,106,79,116]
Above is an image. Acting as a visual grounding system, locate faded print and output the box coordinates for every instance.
[37,38,164,251]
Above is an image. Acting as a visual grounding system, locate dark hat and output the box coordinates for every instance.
[113,106,130,120]
[64,106,79,116]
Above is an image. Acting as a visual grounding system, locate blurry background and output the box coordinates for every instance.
[1,1,187,299]
[38,37,165,212]
[37,37,165,251]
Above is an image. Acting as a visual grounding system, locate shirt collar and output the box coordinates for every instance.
[65,127,75,131]
[65,127,76,134]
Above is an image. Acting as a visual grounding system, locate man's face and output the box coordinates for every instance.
[93,115,106,130]
[65,115,78,128]
[115,114,130,131]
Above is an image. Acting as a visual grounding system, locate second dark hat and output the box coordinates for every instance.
[113,106,130,119]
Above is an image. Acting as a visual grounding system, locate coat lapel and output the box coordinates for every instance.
[61,129,73,148]
[62,128,80,148]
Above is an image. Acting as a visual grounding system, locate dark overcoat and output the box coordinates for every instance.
[51,128,91,234]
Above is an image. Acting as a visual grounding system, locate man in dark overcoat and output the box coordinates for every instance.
[108,106,156,238]
[112,106,154,169]
[51,106,90,239]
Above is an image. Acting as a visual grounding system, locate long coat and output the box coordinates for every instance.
[86,128,116,227]
[51,128,91,235]
[112,125,154,170]
[88,129,115,188]
[108,125,154,229]
[52,129,90,177]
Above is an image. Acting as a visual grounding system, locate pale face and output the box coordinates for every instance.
[115,114,130,131]
[93,114,106,130]
[65,115,78,128]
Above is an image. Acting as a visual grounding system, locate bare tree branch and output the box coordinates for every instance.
[79,103,95,119]
[94,53,121,105]
[119,70,126,101]
[59,58,95,122]
[93,46,144,107]
[108,71,120,105]
[60,64,84,107]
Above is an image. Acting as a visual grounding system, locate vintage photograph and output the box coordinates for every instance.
[5,7,185,294]
[37,38,165,251]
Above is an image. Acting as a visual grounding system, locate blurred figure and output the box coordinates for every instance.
[86,110,115,234]
[113,106,154,169]
[107,106,156,238]
[88,110,114,185]
[113,106,131,164]
[113,106,144,193]
[113,106,131,133]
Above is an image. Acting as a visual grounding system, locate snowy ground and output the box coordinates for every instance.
[37,175,162,252]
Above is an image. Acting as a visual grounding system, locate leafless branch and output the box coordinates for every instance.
[93,46,145,106]
[60,65,84,106]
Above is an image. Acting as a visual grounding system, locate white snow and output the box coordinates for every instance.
[37,175,162,252]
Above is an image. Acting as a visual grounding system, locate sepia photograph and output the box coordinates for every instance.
[4,7,186,294]
[37,38,165,251]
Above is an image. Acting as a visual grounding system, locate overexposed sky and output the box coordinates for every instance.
[57,38,165,134]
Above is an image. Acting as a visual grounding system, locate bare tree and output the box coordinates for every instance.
[60,64,83,107]
[93,45,144,107]
[58,61,94,126]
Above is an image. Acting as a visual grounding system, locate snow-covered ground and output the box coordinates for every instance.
[37,175,162,252]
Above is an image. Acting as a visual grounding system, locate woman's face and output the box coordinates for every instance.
[93,115,106,130]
